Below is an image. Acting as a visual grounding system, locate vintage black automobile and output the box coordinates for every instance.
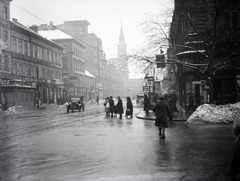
[67,96,85,113]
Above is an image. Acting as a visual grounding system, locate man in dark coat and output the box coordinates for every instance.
[144,94,150,116]
[116,96,124,119]
[109,96,115,118]
[152,96,170,138]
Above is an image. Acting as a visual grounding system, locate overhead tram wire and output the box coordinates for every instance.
[78,0,140,20]
[11,3,118,64]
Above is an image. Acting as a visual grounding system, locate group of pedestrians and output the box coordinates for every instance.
[103,96,133,119]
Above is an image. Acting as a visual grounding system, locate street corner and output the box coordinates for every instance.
[136,110,155,120]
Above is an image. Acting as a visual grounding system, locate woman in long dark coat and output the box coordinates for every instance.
[125,97,133,118]
[116,96,124,119]
[109,96,115,118]
[152,96,170,138]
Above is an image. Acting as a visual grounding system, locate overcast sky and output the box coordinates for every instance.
[10,0,174,77]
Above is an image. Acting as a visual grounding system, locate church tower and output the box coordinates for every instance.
[117,22,127,58]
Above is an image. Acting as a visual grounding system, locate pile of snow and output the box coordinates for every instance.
[59,102,68,108]
[187,103,240,124]
[5,106,30,114]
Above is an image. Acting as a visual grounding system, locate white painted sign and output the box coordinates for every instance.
[192,80,205,85]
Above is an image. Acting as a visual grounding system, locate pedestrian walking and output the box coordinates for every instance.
[144,94,151,116]
[216,93,223,105]
[4,99,7,111]
[167,94,174,121]
[187,94,195,112]
[172,92,179,112]
[103,97,110,117]
[96,95,99,105]
[109,96,115,118]
[152,96,170,138]
[125,97,133,118]
[231,115,240,180]
[116,96,124,119]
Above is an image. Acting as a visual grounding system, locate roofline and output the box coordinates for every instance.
[63,20,91,25]
[11,21,65,50]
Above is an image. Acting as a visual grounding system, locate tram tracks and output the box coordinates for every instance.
[0,107,105,141]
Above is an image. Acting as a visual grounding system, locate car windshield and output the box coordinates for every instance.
[71,98,80,102]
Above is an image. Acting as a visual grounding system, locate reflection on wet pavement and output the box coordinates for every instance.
[0,107,235,180]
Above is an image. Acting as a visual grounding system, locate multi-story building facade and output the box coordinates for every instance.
[168,0,240,109]
[36,24,96,101]
[57,20,130,99]
[0,1,65,109]
[0,0,12,81]
[11,19,64,107]
[56,20,104,98]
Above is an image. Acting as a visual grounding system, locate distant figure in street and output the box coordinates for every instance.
[144,94,151,116]
[4,99,7,111]
[96,95,100,105]
[125,97,133,118]
[152,96,170,138]
[109,96,115,118]
[216,93,223,105]
[172,92,179,112]
[167,94,174,121]
[116,96,124,119]
[103,97,110,117]
[231,115,240,180]
[187,94,195,112]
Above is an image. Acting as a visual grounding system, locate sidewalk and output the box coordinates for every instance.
[136,110,193,121]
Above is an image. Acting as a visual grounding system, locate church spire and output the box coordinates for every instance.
[119,21,125,44]
[117,21,127,58]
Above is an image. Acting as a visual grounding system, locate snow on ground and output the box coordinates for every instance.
[4,105,32,114]
[187,103,240,124]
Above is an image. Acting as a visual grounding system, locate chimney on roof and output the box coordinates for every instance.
[29,25,38,33]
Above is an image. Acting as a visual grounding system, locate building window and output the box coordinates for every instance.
[24,41,28,55]
[18,40,23,53]
[34,45,38,58]
[12,37,17,52]
[3,7,8,20]
[47,50,50,62]
[3,30,8,43]
[38,47,42,59]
